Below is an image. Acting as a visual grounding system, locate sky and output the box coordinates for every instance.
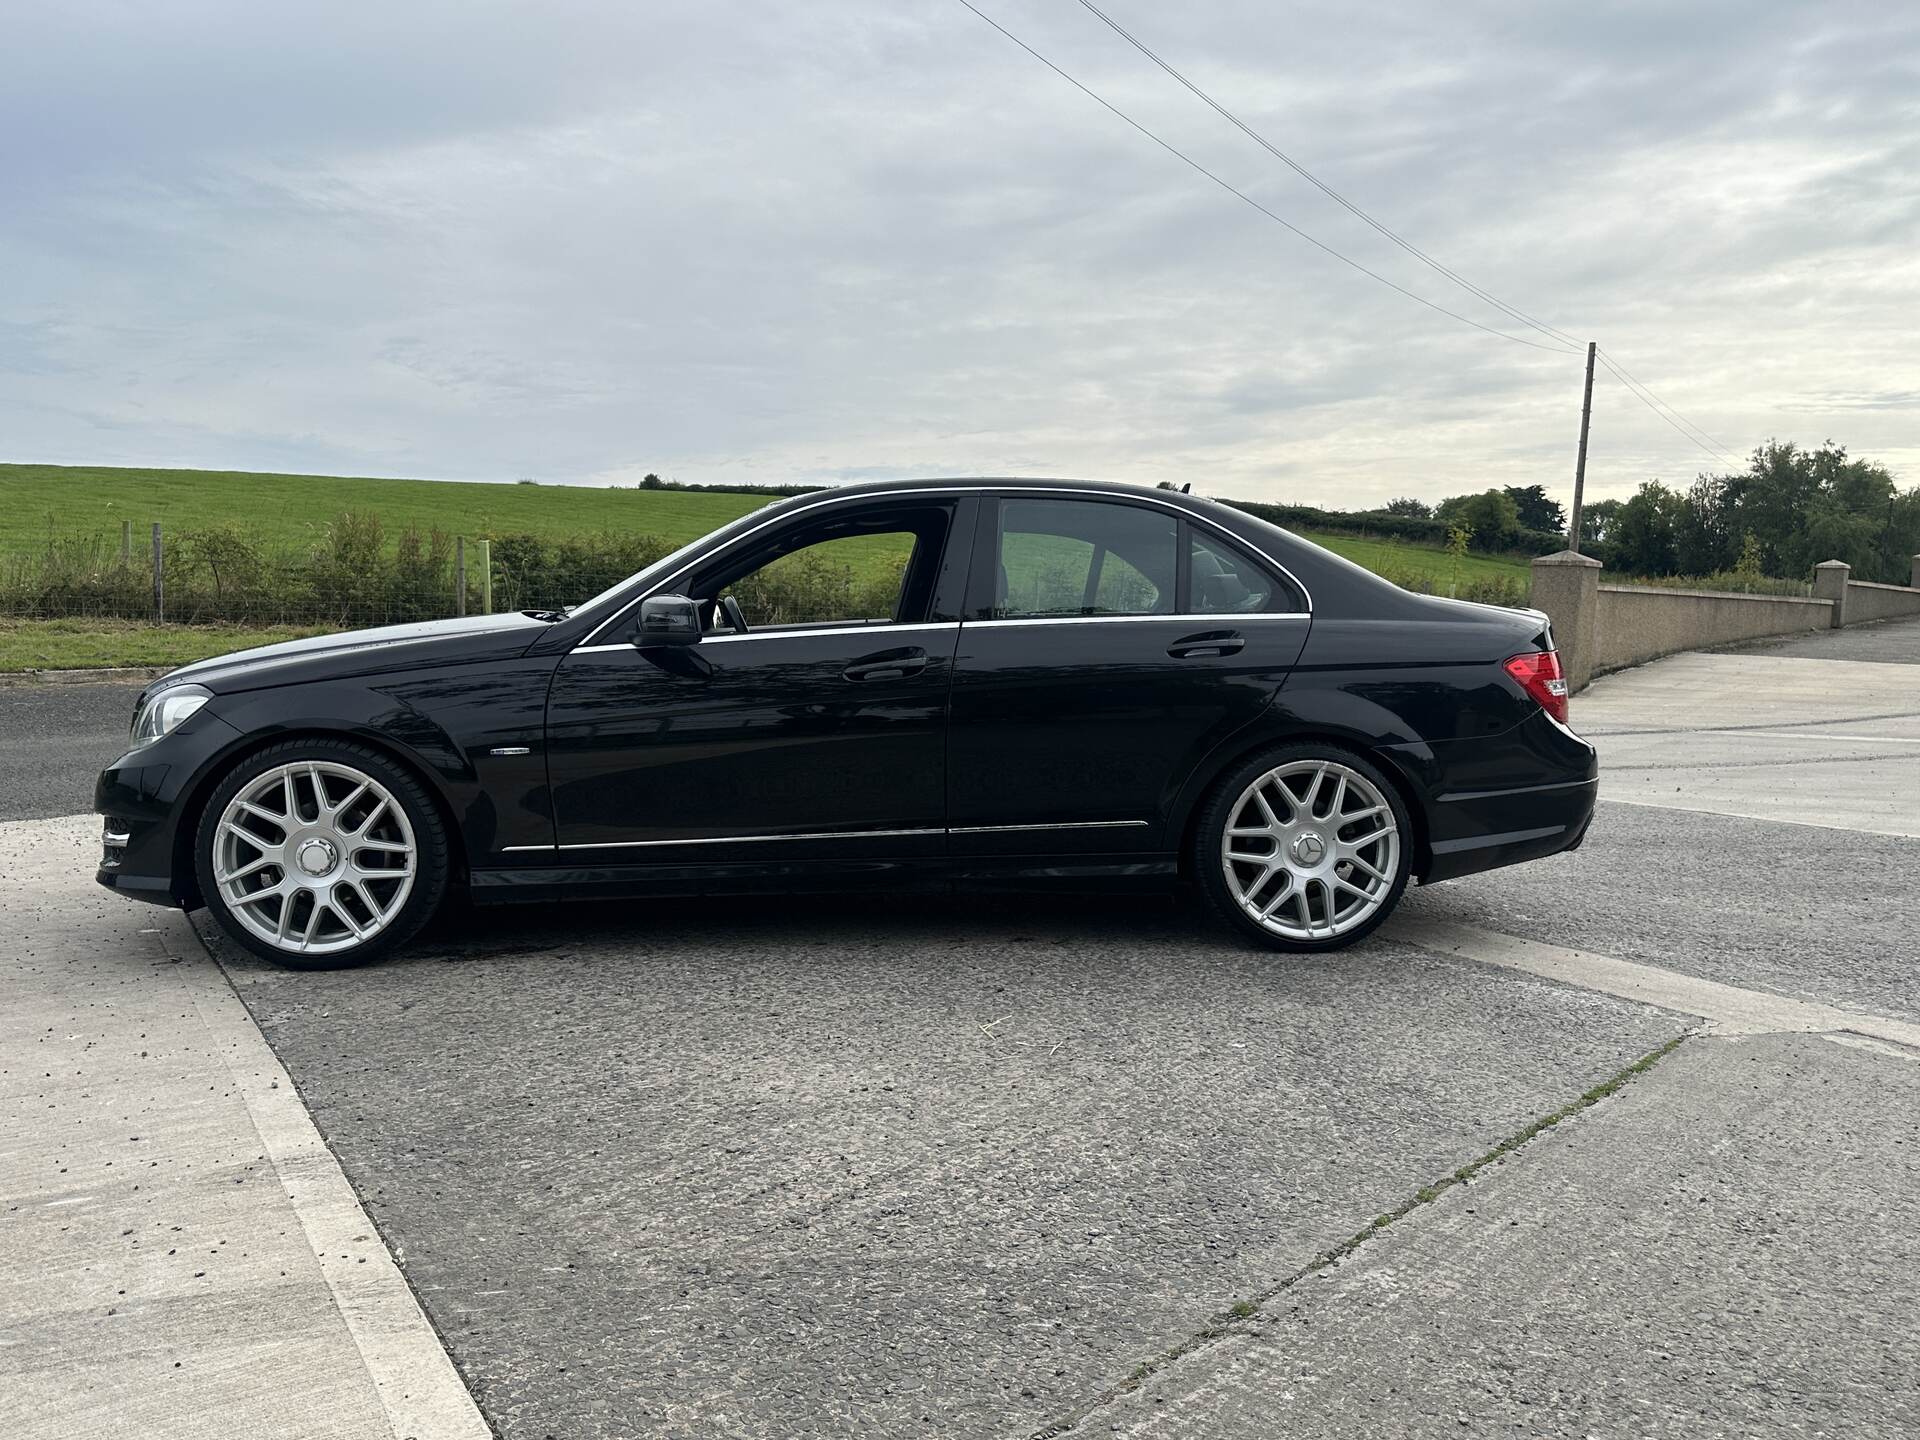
[4,0,1917,512]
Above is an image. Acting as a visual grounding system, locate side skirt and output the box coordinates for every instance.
[467,854,1181,904]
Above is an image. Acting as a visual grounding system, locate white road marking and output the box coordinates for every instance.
[1389,916,1920,1058]
[1595,792,1920,839]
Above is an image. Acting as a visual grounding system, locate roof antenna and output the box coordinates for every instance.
[1180,481,1192,494]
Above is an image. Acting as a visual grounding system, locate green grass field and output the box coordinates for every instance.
[0,618,329,672]
[1,462,767,553]
[0,462,1533,669]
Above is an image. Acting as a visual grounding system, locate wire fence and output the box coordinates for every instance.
[0,519,676,628]
[0,517,909,631]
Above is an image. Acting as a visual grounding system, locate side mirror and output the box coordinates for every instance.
[635,594,702,648]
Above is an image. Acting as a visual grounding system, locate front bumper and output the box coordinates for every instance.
[94,710,244,909]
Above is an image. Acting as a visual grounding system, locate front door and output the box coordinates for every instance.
[544,497,969,863]
[946,494,1309,857]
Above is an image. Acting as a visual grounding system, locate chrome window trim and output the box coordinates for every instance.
[577,484,1313,648]
[705,621,959,646]
[500,817,1153,853]
[568,621,959,656]
[965,612,1310,628]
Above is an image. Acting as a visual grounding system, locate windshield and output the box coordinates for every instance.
[564,495,797,619]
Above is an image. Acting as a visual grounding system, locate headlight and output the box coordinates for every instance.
[129,684,212,749]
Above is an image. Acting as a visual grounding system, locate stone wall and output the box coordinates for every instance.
[1843,579,1920,626]
[1592,585,1832,675]
[1529,553,1920,691]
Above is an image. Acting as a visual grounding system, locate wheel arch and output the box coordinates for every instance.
[171,725,470,910]
[1172,727,1433,883]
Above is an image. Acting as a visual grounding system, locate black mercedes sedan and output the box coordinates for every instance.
[96,478,1594,968]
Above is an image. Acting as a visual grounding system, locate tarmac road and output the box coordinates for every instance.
[0,679,140,820]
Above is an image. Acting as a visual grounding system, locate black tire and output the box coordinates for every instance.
[193,738,450,970]
[1192,741,1413,952]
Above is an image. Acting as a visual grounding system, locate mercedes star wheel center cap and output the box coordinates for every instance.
[1292,833,1327,865]
[295,837,339,877]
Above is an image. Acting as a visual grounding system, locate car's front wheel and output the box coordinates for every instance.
[1194,743,1412,951]
[194,740,448,969]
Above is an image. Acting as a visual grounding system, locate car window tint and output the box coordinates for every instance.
[1188,531,1278,613]
[729,532,917,629]
[997,500,1176,618]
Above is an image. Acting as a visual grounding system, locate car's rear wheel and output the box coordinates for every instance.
[194,740,448,969]
[1194,743,1411,951]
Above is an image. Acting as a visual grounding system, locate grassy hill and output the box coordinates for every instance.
[1,463,765,553]
[1,461,1531,587]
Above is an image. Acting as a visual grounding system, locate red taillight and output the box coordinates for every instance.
[1504,650,1570,726]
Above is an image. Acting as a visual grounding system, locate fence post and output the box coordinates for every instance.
[1530,549,1602,692]
[1812,560,1849,629]
[151,523,164,623]
[120,520,132,567]
[478,539,492,615]
[454,536,467,617]
[1910,554,1920,590]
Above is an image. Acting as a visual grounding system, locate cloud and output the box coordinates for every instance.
[3,0,1918,506]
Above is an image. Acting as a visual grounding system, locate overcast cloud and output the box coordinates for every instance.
[3,0,1917,509]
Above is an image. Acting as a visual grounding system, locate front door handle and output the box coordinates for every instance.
[843,647,929,683]
[1167,630,1245,659]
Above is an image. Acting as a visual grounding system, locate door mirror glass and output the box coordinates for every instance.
[635,594,702,647]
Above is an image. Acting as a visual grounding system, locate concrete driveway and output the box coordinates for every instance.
[3,618,1917,1438]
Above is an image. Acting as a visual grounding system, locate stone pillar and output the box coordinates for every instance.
[1812,560,1850,629]
[1910,554,1919,591]
[1530,550,1603,691]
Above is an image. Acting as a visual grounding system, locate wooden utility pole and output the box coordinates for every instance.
[1568,341,1596,554]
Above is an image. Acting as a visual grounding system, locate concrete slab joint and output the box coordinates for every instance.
[1529,550,1602,692]
[1812,559,1850,628]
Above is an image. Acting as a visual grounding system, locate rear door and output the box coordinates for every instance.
[946,493,1309,858]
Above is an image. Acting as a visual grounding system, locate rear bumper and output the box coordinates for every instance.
[1386,710,1599,884]
[1420,775,1597,883]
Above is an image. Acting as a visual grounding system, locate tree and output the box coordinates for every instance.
[1579,498,1623,553]
[1609,481,1684,576]
[1383,496,1432,518]
[1502,484,1565,534]
[1435,490,1521,549]
[1674,475,1734,576]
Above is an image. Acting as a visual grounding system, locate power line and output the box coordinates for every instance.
[1063,1,1760,473]
[1070,0,1586,354]
[953,0,1581,354]
[1597,346,1740,462]
[1593,350,1743,468]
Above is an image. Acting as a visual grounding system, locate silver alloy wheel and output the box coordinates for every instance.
[212,761,417,956]
[1220,759,1401,942]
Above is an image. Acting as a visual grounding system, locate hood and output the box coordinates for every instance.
[156,611,552,695]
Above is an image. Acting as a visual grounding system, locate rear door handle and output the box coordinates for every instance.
[1167,630,1244,659]
[843,647,929,682]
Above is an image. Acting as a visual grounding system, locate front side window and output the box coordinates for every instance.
[995,499,1177,619]
[696,503,950,632]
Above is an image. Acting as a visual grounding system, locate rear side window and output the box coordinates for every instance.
[995,500,1177,618]
[1188,530,1281,613]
